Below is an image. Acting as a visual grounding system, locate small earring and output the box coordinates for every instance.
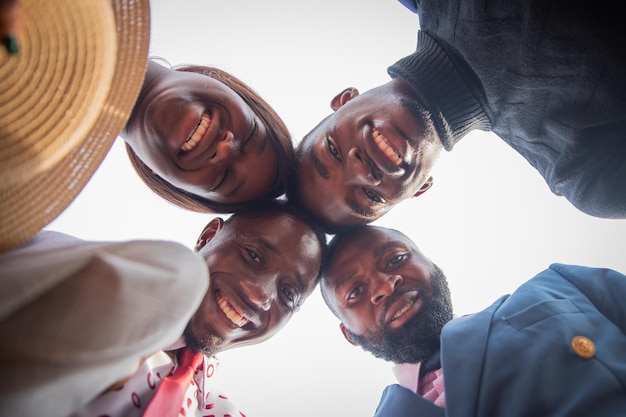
[2,35,19,55]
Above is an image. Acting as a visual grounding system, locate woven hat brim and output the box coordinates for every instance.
[0,0,117,185]
[0,0,151,252]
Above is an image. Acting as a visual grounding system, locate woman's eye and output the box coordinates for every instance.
[326,137,341,160]
[364,188,383,204]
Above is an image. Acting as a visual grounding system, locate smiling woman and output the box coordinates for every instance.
[122,60,294,213]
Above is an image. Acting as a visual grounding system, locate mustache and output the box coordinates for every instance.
[378,286,424,327]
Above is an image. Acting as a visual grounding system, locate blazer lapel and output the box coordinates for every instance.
[441,295,508,417]
[374,384,445,417]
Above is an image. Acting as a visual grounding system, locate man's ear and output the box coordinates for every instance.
[194,217,224,252]
[330,87,359,111]
[339,323,358,346]
[413,176,434,198]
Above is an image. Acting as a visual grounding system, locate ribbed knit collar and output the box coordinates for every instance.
[387,31,491,151]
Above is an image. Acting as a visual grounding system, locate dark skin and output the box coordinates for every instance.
[122,61,279,205]
[177,208,323,355]
[321,225,453,364]
[105,207,324,393]
[296,79,442,229]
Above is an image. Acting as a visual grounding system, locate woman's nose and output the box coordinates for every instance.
[210,131,240,164]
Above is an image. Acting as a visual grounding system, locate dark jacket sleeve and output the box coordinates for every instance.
[550,263,626,334]
[396,0,418,13]
[374,384,445,417]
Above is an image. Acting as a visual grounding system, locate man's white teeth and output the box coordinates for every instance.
[373,129,402,166]
[217,294,249,327]
[392,298,415,321]
[181,114,210,152]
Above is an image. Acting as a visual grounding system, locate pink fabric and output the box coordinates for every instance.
[143,348,203,417]
[392,362,445,408]
[70,351,245,417]
[393,362,421,392]
[418,368,445,408]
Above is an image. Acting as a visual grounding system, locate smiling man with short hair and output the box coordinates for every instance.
[289,0,626,233]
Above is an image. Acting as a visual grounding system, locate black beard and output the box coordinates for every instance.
[346,264,453,364]
[182,323,225,357]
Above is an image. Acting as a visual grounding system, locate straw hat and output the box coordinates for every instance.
[0,0,150,252]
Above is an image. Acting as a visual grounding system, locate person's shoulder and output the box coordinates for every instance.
[548,263,624,279]
[374,384,444,417]
[5,229,83,253]
[396,0,419,14]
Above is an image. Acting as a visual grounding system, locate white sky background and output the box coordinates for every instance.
[48,1,626,416]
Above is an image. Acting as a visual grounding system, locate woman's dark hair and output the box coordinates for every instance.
[126,64,294,213]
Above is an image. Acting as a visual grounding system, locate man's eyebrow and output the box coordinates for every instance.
[311,145,330,180]
[257,236,307,293]
[257,236,279,254]
[295,272,307,297]
[373,241,397,258]
[337,269,356,289]
[334,243,397,296]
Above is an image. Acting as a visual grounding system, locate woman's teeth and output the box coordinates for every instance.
[216,292,249,328]
[181,114,209,153]
[391,297,415,321]
[373,129,402,166]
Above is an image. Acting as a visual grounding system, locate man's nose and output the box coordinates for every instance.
[346,147,381,186]
[370,274,402,305]
[240,279,273,311]
[210,131,240,164]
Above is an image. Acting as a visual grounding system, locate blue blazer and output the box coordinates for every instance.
[374,264,626,417]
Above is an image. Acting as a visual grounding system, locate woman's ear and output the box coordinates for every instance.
[194,217,224,252]
[340,323,358,346]
[330,87,359,111]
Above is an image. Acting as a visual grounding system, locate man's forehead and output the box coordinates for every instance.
[228,213,294,238]
[340,227,388,247]
[328,238,375,275]
[300,112,333,148]
[228,214,320,271]
[234,210,296,227]
[331,228,404,263]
